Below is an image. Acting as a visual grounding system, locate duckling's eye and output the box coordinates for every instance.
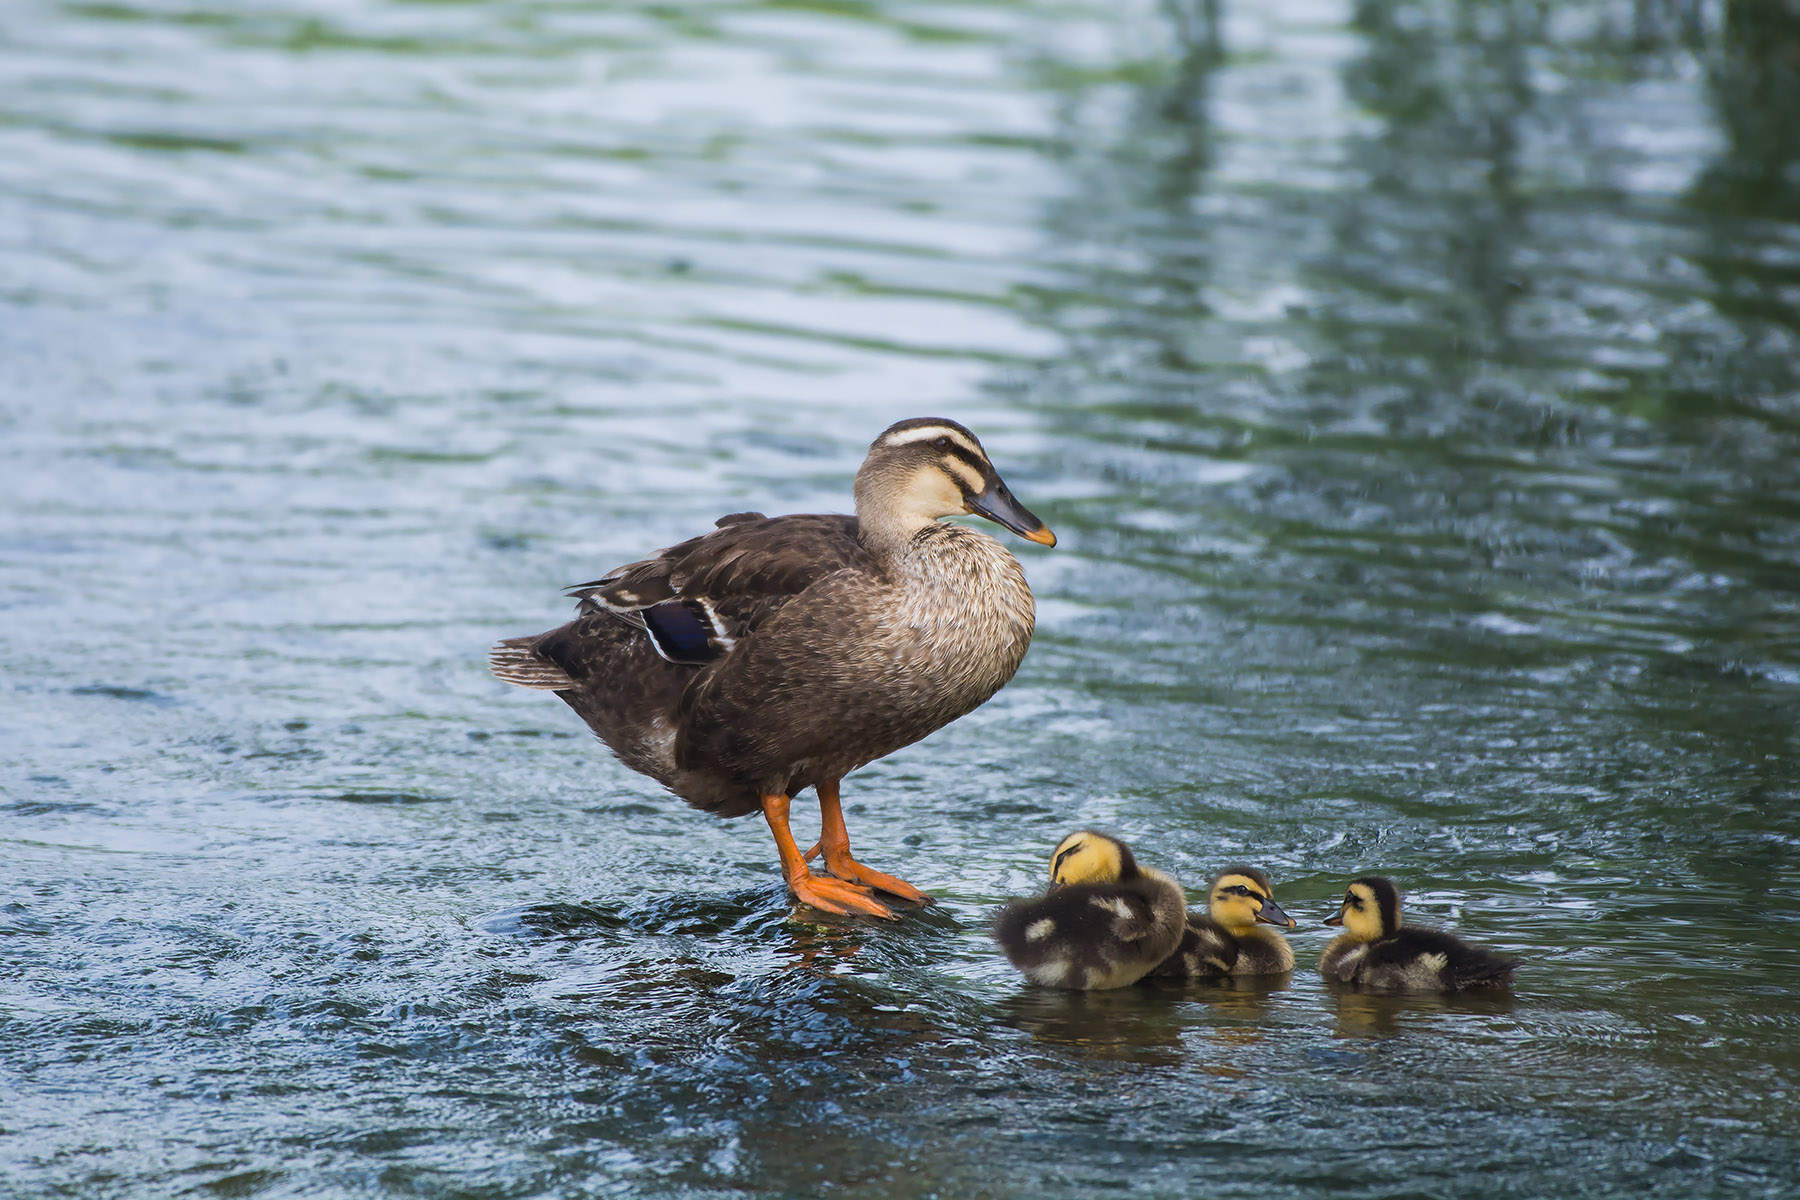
[932,435,952,451]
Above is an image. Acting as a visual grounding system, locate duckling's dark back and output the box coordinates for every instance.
[994,875,1185,990]
[1356,928,1518,992]
[1145,914,1239,979]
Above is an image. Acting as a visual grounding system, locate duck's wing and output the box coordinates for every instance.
[1360,928,1515,991]
[1319,939,1366,983]
[1093,890,1166,944]
[565,513,870,665]
[1437,932,1519,989]
[1148,916,1238,979]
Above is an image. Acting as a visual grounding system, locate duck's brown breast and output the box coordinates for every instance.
[676,524,1036,789]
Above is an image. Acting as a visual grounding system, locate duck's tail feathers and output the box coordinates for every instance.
[1460,953,1520,990]
[489,637,578,690]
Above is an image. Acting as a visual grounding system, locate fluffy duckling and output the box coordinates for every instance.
[1320,876,1517,992]
[1147,865,1296,980]
[994,832,1187,990]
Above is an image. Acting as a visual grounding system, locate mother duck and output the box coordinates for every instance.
[490,418,1055,920]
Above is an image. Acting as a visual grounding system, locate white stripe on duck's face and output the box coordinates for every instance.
[874,422,995,500]
[874,422,986,460]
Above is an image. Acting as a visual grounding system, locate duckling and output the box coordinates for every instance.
[490,418,1054,921]
[1320,876,1517,992]
[993,831,1187,990]
[1146,865,1296,980]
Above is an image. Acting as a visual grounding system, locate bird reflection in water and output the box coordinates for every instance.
[1151,971,1294,1055]
[999,986,1189,1065]
[1157,970,1292,1012]
[1326,983,1517,1039]
[1000,972,1296,1068]
[773,919,868,976]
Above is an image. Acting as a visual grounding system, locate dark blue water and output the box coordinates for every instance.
[4,1,1797,1196]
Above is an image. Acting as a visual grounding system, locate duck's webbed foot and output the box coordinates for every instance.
[788,872,897,921]
[808,779,934,906]
[761,791,897,921]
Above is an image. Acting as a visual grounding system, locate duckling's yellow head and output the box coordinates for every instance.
[856,418,1056,547]
[1324,876,1401,941]
[1048,830,1134,887]
[1208,866,1294,932]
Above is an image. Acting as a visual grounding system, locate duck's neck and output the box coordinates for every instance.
[886,523,1028,602]
[853,477,940,560]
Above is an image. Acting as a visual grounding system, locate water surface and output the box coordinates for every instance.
[3,1,1798,1196]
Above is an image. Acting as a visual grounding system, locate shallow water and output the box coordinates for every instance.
[3,0,1798,1196]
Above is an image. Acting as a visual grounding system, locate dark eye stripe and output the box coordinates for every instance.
[934,440,989,474]
[937,461,984,494]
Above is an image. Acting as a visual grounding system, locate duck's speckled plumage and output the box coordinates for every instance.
[490,418,1052,918]
[493,513,1035,818]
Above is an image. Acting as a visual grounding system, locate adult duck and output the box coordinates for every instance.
[490,418,1055,920]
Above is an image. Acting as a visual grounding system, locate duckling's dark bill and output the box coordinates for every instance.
[967,480,1056,547]
[1256,897,1296,928]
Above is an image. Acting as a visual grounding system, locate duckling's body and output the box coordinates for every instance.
[492,419,1055,920]
[1148,865,1296,981]
[1320,877,1517,993]
[994,832,1187,990]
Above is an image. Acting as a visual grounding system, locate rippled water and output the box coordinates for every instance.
[4,0,1798,1196]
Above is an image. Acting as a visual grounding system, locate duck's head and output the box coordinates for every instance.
[1323,876,1401,941]
[1208,866,1294,933]
[854,417,1056,550]
[1047,830,1135,888]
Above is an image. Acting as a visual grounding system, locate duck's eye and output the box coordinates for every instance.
[932,435,952,451]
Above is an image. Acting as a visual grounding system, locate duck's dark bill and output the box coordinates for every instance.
[1323,912,1345,927]
[967,479,1057,547]
[1257,898,1296,928]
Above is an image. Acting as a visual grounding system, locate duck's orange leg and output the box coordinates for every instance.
[761,791,896,921]
[805,779,933,906]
